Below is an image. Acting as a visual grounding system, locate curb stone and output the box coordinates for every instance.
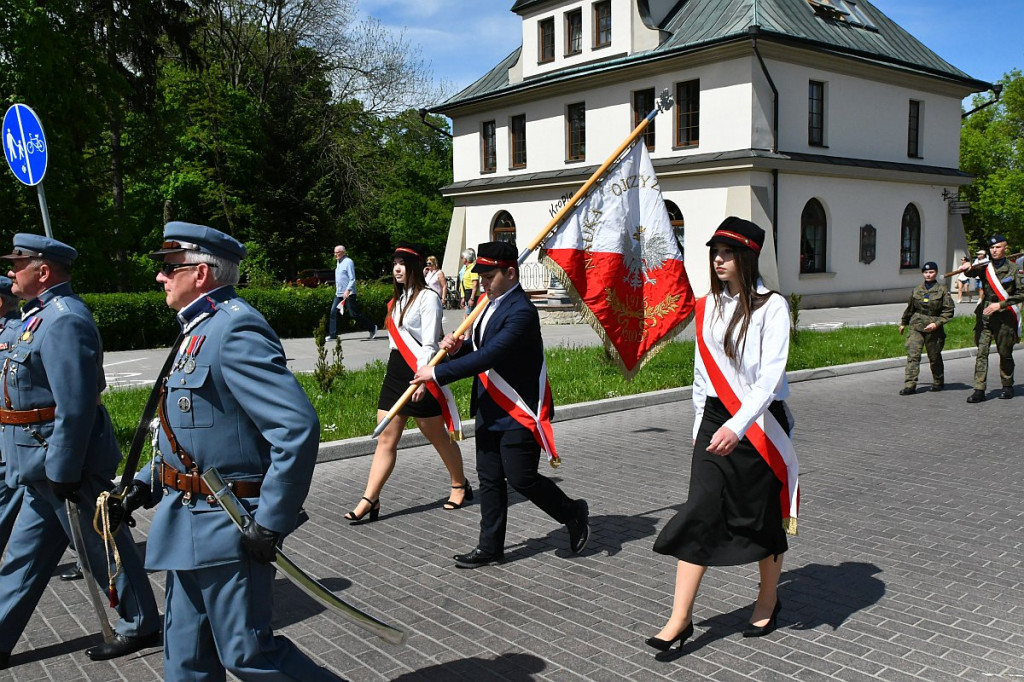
[315,343,1016,464]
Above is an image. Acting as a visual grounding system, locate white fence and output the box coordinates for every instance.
[520,262,555,291]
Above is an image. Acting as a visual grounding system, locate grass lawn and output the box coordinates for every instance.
[105,316,980,465]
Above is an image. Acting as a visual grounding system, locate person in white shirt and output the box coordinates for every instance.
[424,255,446,302]
[647,217,798,659]
[343,243,470,523]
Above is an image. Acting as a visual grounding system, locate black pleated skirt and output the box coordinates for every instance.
[377,349,443,418]
[653,397,789,566]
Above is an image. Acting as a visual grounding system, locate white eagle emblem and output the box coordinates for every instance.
[621,224,674,288]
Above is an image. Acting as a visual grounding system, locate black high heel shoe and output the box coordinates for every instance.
[344,497,380,524]
[742,598,781,638]
[645,620,693,652]
[443,481,474,510]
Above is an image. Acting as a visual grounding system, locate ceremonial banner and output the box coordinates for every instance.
[540,142,695,378]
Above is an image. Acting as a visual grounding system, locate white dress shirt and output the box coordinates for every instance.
[388,288,443,368]
[476,282,520,342]
[692,282,791,441]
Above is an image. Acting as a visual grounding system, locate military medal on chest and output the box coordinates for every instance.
[20,315,42,343]
[175,334,206,388]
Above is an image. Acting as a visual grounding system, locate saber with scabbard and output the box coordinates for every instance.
[372,89,676,441]
[66,500,116,643]
[200,467,406,646]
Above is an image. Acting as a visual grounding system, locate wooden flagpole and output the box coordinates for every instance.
[371,90,674,439]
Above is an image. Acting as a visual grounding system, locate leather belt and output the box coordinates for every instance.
[0,406,57,424]
[161,464,262,499]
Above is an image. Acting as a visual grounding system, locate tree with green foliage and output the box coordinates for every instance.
[960,69,1024,250]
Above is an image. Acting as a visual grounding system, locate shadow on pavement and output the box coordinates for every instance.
[651,562,885,662]
[782,561,885,631]
[391,652,546,681]
[9,633,163,667]
[271,576,353,629]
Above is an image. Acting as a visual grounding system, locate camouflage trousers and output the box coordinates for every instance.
[973,310,1019,389]
[904,328,945,388]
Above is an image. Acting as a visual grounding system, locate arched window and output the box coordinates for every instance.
[664,200,684,254]
[900,204,921,270]
[800,199,827,273]
[492,211,517,246]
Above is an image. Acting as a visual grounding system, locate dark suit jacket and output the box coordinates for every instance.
[434,284,553,431]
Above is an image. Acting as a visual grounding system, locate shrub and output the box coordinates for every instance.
[81,281,395,351]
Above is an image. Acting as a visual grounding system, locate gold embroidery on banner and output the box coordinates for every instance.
[604,288,682,339]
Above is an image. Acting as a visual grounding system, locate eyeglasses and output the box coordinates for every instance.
[160,262,217,276]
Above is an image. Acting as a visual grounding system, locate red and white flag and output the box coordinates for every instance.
[541,142,695,378]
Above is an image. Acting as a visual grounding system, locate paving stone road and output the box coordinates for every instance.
[4,349,1023,681]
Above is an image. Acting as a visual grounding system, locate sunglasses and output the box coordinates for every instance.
[160,261,217,276]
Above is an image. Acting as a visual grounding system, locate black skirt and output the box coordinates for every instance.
[653,397,789,566]
[377,349,443,418]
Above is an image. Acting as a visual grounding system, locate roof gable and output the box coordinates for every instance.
[440,0,986,110]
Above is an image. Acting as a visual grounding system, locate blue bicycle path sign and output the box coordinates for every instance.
[4,103,48,186]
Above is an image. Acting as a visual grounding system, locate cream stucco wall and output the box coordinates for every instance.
[769,60,963,166]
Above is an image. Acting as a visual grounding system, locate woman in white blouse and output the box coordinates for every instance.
[647,217,798,658]
[344,243,471,523]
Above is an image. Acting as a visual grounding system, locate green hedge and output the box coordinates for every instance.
[81,282,394,351]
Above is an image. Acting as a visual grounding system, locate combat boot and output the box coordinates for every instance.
[999,387,1014,400]
[966,389,986,403]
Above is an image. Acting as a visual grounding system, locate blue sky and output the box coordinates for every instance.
[358,0,1022,100]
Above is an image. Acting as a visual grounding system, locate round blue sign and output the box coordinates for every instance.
[3,104,48,186]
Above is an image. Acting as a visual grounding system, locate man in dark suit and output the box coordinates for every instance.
[412,241,589,568]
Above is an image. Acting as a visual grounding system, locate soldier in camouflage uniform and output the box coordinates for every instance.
[957,235,1024,402]
[899,262,954,395]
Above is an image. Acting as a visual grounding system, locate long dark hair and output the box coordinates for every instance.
[708,245,778,360]
[393,256,427,327]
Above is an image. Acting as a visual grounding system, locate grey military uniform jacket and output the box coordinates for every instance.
[137,286,320,571]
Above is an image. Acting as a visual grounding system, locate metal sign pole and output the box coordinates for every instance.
[36,183,53,238]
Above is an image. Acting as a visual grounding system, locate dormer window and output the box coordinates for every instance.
[593,1,611,48]
[538,17,555,63]
[565,9,582,56]
[807,0,876,30]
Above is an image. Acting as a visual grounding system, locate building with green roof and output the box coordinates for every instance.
[433,0,993,306]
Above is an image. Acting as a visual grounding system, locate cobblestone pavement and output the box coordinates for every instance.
[5,350,1023,681]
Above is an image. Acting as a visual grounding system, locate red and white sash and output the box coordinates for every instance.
[386,300,463,440]
[984,263,1022,336]
[478,362,560,465]
[695,297,799,535]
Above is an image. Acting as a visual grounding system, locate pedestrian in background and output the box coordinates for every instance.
[328,244,377,341]
[424,255,446,301]
[898,261,954,395]
[648,218,798,658]
[955,257,971,303]
[459,248,479,317]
